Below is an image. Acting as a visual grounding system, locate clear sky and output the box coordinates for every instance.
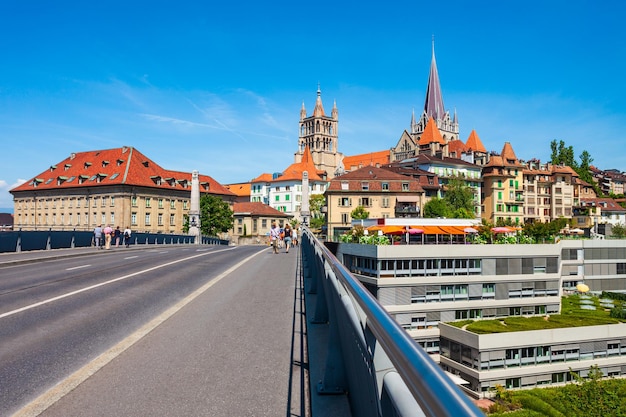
[1,0,625,210]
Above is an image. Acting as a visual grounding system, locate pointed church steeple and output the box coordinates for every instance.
[405,38,459,149]
[300,101,307,120]
[313,83,325,117]
[424,37,445,121]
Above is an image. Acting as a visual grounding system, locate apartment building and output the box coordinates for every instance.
[325,166,424,240]
[523,160,578,223]
[481,142,525,224]
[10,146,236,234]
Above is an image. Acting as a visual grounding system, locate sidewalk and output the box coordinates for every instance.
[30,246,309,417]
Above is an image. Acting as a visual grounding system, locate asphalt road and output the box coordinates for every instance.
[0,245,307,417]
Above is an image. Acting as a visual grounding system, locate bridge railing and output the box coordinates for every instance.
[301,227,484,417]
[0,229,227,253]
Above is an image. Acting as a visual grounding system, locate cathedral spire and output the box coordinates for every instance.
[424,36,445,121]
[313,83,325,117]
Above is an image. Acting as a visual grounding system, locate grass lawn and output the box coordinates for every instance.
[449,294,624,334]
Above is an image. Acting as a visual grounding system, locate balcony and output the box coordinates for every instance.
[395,205,421,218]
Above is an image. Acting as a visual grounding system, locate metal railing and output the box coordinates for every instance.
[0,229,227,253]
[301,227,484,417]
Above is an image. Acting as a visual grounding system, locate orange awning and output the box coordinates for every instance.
[410,225,468,235]
[366,225,406,234]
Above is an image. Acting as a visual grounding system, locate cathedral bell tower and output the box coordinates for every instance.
[295,85,342,179]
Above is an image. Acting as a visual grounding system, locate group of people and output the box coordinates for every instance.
[93,225,132,249]
[269,223,298,254]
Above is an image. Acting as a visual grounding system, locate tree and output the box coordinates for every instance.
[309,194,326,229]
[550,139,577,169]
[549,140,603,196]
[350,205,369,220]
[611,223,626,238]
[443,177,476,218]
[199,195,234,237]
[423,197,452,218]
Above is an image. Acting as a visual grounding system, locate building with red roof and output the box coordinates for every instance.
[230,201,291,244]
[250,146,327,223]
[10,146,235,234]
[325,165,425,239]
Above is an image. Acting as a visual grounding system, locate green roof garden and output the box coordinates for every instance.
[449,294,626,334]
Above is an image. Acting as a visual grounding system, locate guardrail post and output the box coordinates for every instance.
[16,230,22,252]
[316,266,347,395]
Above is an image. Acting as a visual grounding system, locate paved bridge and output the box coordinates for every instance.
[0,229,482,416]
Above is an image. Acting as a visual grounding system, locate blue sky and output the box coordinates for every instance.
[1,0,625,210]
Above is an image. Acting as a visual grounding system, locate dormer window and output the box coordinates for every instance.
[341,182,349,190]
[57,176,68,186]
[142,161,150,167]
[78,175,89,184]
[64,164,71,171]
[151,176,162,186]
[177,179,187,188]
[361,182,369,191]
[102,160,109,167]
[33,178,43,187]
[84,162,92,169]
[50,165,57,172]
[116,159,124,166]
[96,173,107,183]
[201,181,209,190]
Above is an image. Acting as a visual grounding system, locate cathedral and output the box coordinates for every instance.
[293,85,343,179]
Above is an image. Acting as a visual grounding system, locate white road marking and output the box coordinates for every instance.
[124,256,138,259]
[14,246,265,417]
[65,265,91,271]
[0,246,238,320]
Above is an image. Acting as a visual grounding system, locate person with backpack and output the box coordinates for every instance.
[283,223,293,253]
[123,226,132,248]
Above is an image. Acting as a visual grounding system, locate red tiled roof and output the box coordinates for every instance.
[233,202,290,217]
[501,142,520,164]
[581,198,626,212]
[10,146,235,196]
[327,165,424,192]
[251,173,274,183]
[465,129,487,153]
[342,150,390,170]
[225,182,251,197]
[419,117,445,145]
[447,139,467,157]
[276,145,325,182]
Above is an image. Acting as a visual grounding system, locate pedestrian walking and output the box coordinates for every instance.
[283,223,293,253]
[103,224,113,249]
[114,226,121,247]
[270,223,280,254]
[123,226,132,248]
[93,225,103,249]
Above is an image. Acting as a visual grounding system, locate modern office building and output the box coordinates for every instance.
[335,235,626,395]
